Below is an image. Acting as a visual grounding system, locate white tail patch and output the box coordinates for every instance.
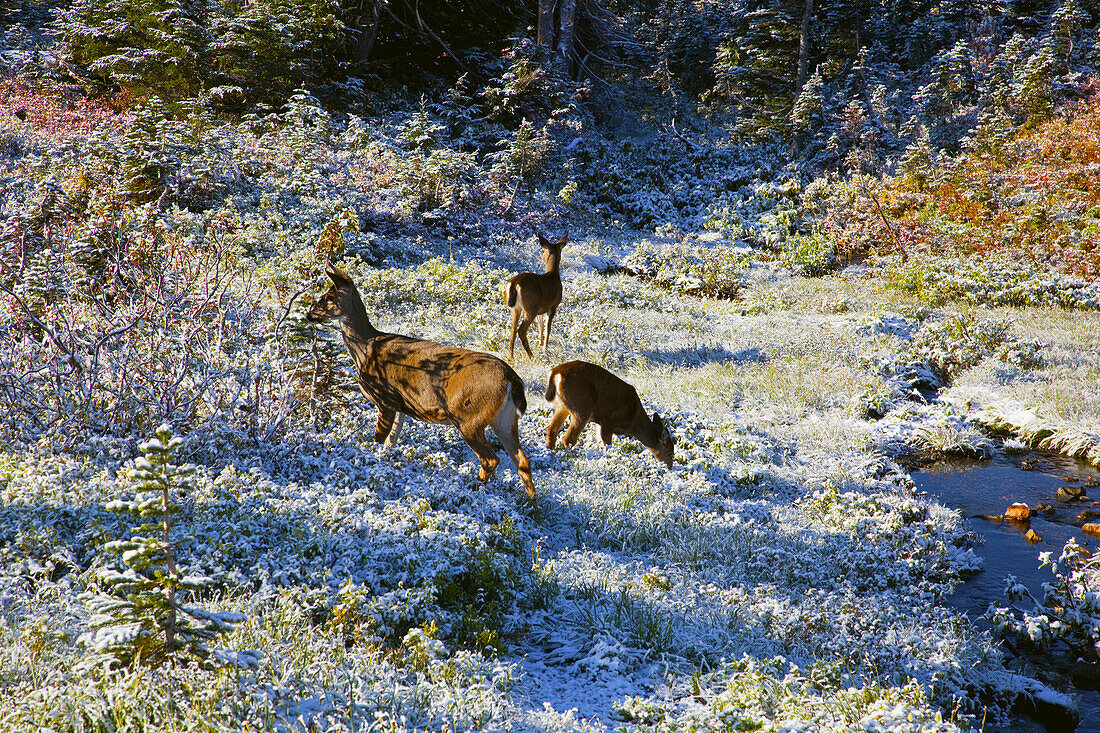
[494,381,518,436]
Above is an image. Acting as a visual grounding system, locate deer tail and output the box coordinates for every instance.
[505,281,518,309]
[544,371,557,403]
[507,371,527,415]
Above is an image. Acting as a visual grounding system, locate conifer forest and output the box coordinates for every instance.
[3,0,1100,730]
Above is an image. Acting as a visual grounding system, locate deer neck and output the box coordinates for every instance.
[543,252,562,276]
[628,409,659,449]
[338,291,381,354]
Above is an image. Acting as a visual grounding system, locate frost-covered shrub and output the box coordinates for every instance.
[907,313,1010,383]
[479,40,564,124]
[989,538,1100,657]
[624,241,749,298]
[974,404,1100,465]
[885,256,1100,310]
[798,173,899,263]
[848,386,896,421]
[913,416,994,458]
[657,657,962,732]
[488,118,554,189]
[781,230,835,276]
[393,146,478,213]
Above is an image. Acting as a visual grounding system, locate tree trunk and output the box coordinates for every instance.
[794,0,813,99]
[556,0,576,76]
[353,0,381,63]
[537,0,557,49]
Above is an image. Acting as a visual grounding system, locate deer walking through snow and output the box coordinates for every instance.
[308,265,537,504]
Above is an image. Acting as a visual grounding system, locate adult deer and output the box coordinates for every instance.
[307,264,537,505]
[545,360,675,468]
[506,232,567,360]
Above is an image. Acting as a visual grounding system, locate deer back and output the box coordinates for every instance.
[548,360,674,466]
[352,333,522,424]
[549,361,646,430]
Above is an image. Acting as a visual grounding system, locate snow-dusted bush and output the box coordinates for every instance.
[989,539,1100,657]
[624,240,749,298]
[885,256,1100,310]
[907,313,1010,384]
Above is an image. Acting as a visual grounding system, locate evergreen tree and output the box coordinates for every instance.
[56,0,212,99]
[711,0,804,136]
[79,425,250,669]
[209,0,346,105]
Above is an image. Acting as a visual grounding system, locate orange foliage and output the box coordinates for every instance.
[888,90,1100,278]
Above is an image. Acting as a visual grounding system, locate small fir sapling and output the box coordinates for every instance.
[79,424,256,669]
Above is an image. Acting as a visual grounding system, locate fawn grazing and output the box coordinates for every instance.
[545,360,675,468]
[506,232,567,360]
[307,264,537,504]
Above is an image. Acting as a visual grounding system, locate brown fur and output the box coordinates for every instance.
[545,360,675,468]
[506,232,567,360]
[308,265,536,504]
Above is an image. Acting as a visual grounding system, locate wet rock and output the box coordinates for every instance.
[1083,523,1100,539]
[1063,476,1081,483]
[1057,484,1087,502]
[1012,686,1080,732]
[1078,510,1100,522]
[1005,503,1031,522]
[1020,458,1039,471]
[978,514,1004,522]
[1085,476,1100,489]
[1026,529,1042,543]
[1033,503,1056,515]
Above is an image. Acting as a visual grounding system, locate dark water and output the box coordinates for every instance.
[911,451,1100,732]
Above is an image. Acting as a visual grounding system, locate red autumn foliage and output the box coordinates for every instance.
[884,90,1100,279]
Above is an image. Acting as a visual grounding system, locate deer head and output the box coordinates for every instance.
[307,265,359,323]
[538,232,568,272]
[650,412,675,469]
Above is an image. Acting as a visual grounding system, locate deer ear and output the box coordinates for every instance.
[537,232,552,249]
[557,231,568,246]
[652,412,663,429]
[326,264,351,285]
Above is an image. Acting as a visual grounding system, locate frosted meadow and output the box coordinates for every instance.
[3,220,1100,730]
[3,28,1100,726]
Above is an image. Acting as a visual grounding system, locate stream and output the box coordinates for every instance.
[911,449,1100,732]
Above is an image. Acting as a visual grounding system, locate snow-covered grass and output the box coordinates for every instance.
[5,233,1099,732]
[4,77,1100,731]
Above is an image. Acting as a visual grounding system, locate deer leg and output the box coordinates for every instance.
[537,314,545,352]
[375,408,399,444]
[493,407,537,505]
[561,416,589,447]
[509,307,522,361]
[383,412,406,447]
[516,317,535,359]
[543,306,557,352]
[547,406,570,448]
[456,423,501,483]
[599,424,614,446]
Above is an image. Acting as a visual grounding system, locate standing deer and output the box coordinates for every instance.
[307,264,537,504]
[506,232,567,360]
[545,360,675,468]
